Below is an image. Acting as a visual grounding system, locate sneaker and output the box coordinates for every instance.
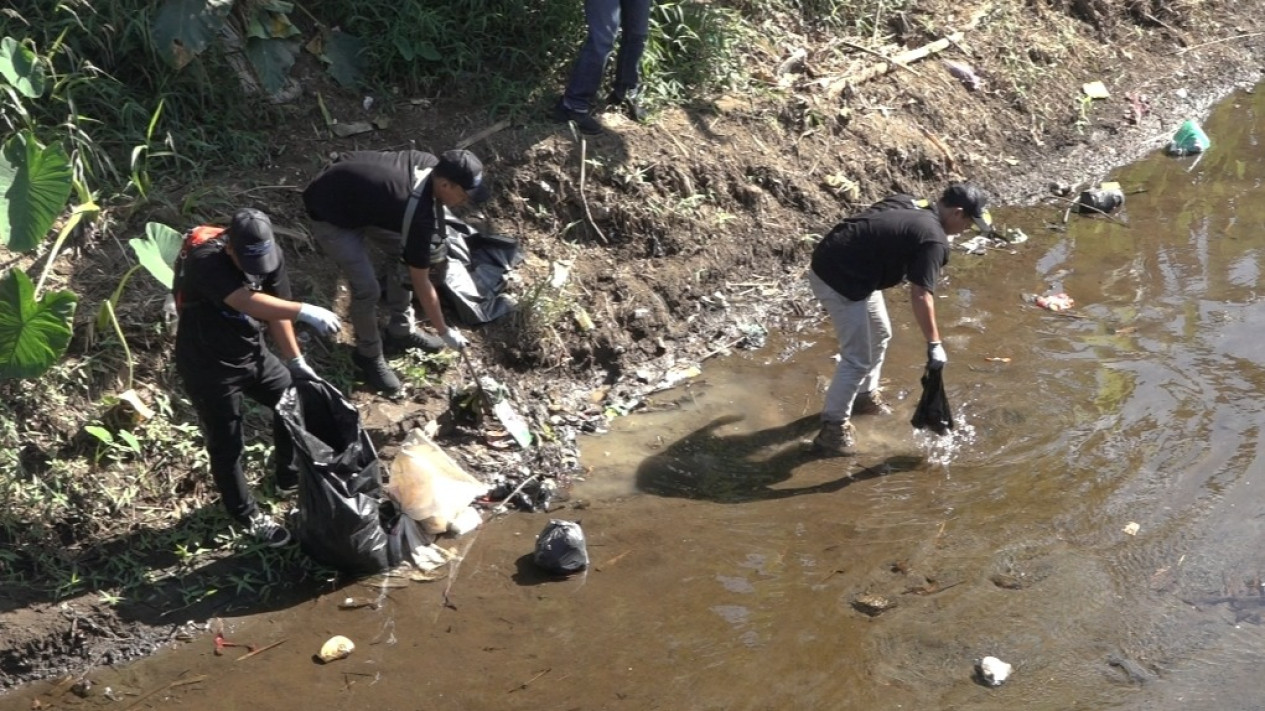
[552,101,605,135]
[352,352,402,395]
[812,420,856,456]
[606,92,646,123]
[852,390,893,417]
[248,512,292,548]
[383,329,444,356]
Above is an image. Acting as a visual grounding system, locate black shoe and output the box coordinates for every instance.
[247,512,292,548]
[606,93,646,123]
[384,329,444,356]
[552,101,605,135]
[352,352,402,395]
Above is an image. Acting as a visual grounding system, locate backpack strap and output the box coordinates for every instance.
[400,166,433,245]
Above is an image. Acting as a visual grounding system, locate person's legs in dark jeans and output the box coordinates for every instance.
[611,0,651,101]
[561,0,622,113]
[243,352,297,492]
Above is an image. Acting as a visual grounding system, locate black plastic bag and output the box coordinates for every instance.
[277,379,393,575]
[911,366,954,435]
[533,520,589,575]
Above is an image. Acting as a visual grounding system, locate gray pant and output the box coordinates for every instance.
[312,221,415,358]
[808,270,891,423]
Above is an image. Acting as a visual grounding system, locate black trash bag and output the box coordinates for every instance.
[277,379,394,575]
[533,519,589,575]
[911,366,955,436]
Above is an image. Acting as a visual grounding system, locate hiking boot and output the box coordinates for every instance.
[552,101,605,135]
[606,92,646,123]
[852,390,893,417]
[383,329,444,356]
[812,420,856,456]
[352,352,402,395]
[248,511,292,548]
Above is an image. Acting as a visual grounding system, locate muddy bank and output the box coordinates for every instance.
[4,0,1265,692]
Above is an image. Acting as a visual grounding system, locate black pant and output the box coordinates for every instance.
[179,351,297,523]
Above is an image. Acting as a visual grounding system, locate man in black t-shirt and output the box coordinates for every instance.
[807,183,990,455]
[302,149,491,394]
[174,209,342,546]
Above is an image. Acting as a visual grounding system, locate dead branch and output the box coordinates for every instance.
[577,137,609,244]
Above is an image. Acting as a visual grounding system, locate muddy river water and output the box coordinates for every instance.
[10,90,1265,709]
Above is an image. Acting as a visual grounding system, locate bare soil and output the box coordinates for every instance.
[4,0,1265,692]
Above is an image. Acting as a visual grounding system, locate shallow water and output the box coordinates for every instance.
[11,90,1265,709]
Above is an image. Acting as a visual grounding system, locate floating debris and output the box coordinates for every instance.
[852,593,896,616]
[976,656,1012,686]
[1030,293,1075,311]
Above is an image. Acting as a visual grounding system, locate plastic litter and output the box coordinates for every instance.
[911,366,954,436]
[386,428,490,535]
[318,636,355,663]
[1033,293,1075,311]
[1167,119,1211,156]
[1076,181,1124,214]
[976,656,1012,686]
[533,519,589,575]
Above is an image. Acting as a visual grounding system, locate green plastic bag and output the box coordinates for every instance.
[1168,119,1211,156]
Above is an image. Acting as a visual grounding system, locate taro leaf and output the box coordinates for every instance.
[152,0,234,70]
[0,269,77,381]
[0,131,73,253]
[83,425,114,444]
[321,30,365,89]
[0,36,47,98]
[128,222,184,289]
[244,1,301,40]
[245,37,297,95]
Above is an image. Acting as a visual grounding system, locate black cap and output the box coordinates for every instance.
[940,182,992,233]
[434,149,491,204]
[227,208,281,276]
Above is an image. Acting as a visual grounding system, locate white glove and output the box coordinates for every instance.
[286,355,319,381]
[442,327,468,350]
[927,341,947,369]
[296,303,341,336]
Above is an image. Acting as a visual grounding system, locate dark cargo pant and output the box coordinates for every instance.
[180,351,297,523]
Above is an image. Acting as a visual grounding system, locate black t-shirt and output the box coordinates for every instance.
[174,239,292,372]
[810,195,950,301]
[301,150,443,269]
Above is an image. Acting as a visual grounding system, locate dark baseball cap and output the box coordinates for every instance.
[227,208,281,276]
[940,182,992,233]
[434,149,491,204]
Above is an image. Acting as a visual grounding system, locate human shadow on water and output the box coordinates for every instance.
[635,414,921,502]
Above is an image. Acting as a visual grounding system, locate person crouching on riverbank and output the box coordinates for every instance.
[807,183,991,455]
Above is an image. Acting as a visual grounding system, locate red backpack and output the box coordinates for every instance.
[172,225,226,311]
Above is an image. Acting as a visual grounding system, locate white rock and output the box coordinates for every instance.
[977,656,1012,686]
[319,635,355,663]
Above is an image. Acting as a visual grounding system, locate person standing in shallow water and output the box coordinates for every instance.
[807,183,991,455]
[552,0,652,135]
